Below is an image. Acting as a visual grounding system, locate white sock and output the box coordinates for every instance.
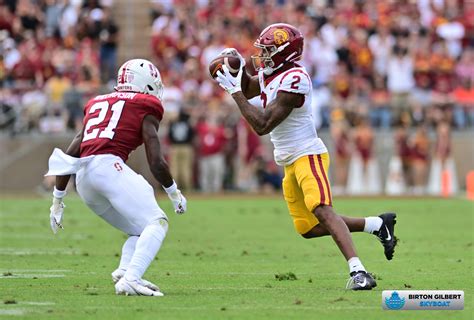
[124,219,168,282]
[117,236,138,271]
[348,257,366,274]
[364,217,383,234]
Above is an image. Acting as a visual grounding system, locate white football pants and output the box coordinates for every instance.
[76,154,168,236]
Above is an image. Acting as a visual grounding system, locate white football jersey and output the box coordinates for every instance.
[258,66,328,166]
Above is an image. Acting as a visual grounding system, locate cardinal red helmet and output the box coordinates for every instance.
[251,23,304,75]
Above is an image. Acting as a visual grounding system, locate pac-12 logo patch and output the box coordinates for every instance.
[385,291,405,310]
[273,29,289,45]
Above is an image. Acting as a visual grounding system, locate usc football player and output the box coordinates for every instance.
[215,23,398,290]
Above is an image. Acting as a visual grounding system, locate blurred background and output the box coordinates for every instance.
[0,0,473,198]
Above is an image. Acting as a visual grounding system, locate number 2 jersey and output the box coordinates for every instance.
[80,92,164,162]
[258,65,328,166]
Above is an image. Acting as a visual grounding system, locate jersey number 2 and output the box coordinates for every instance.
[82,100,125,142]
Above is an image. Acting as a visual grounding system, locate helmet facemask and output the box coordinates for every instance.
[251,42,290,75]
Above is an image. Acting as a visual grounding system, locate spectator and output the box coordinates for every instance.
[167,109,194,191]
[368,23,395,77]
[196,115,227,193]
[330,115,350,195]
[410,125,431,194]
[387,45,415,124]
[98,7,119,84]
[369,75,391,129]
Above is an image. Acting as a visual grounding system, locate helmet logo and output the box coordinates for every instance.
[149,63,159,78]
[273,29,289,45]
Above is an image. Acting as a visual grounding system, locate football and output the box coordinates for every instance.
[208,52,242,79]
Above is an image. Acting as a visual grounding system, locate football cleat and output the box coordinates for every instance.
[374,213,398,260]
[115,277,164,297]
[111,269,160,292]
[346,271,377,290]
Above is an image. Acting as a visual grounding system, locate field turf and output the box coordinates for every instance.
[0,195,472,319]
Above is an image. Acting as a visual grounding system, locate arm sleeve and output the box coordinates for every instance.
[278,69,312,95]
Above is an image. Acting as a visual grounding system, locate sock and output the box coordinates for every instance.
[364,217,383,234]
[124,219,168,282]
[348,257,366,274]
[117,236,138,271]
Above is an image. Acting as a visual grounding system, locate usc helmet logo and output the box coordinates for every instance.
[273,29,289,45]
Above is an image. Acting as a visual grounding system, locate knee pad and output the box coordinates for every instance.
[147,217,169,234]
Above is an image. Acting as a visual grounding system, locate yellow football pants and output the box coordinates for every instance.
[282,153,333,235]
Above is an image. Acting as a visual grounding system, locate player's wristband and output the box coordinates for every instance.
[163,181,178,194]
[53,187,67,199]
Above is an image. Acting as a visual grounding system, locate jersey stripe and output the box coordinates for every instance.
[317,154,332,206]
[279,69,312,86]
[309,155,325,205]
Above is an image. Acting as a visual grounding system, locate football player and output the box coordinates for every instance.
[45,59,187,296]
[215,23,397,290]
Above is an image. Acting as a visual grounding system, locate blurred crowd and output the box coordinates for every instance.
[2,0,473,194]
[1,0,118,133]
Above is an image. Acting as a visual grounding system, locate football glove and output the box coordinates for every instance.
[216,64,243,95]
[218,48,246,67]
[163,181,187,214]
[50,187,66,234]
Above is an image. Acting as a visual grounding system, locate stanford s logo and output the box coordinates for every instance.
[273,29,289,45]
[114,162,123,172]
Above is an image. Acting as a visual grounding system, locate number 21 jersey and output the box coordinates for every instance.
[258,65,327,166]
[80,92,164,161]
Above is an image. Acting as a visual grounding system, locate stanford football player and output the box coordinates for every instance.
[46,59,187,297]
[214,23,398,290]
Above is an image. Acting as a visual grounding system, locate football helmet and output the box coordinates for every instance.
[115,59,164,99]
[251,23,304,75]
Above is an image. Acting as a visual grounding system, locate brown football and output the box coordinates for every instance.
[208,53,242,79]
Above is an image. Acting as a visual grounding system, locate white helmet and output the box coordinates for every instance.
[115,59,164,99]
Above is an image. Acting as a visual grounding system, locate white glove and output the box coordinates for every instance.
[216,64,243,95]
[50,187,66,234]
[219,48,246,67]
[163,181,187,214]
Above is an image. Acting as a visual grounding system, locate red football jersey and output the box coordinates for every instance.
[80,92,164,161]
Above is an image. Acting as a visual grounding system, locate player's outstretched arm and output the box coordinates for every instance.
[216,64,303,135]
[50,128,84,234]
[142,115,173,187]
[142,115,187,214]
[231,90,302,136]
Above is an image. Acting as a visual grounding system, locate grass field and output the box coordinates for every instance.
[0,195,472,319]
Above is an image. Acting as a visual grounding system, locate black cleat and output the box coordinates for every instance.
[374,213,398,260]
[346,271,377,290]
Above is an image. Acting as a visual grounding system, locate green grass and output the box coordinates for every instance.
[0,196,472,319]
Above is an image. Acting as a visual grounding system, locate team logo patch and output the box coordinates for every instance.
[273,29,289,45]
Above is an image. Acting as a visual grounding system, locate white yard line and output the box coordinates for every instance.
[0,309,26,316]
[0,274,65,279]
[19,302,55,306]
[0,249,76,255]
[0,269,71,273]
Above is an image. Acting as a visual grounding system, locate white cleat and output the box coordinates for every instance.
[111,269,161,293]
[115,277,164,297]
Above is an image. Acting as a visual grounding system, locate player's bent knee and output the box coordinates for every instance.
[149,217,169,234]
[313,205,334,223]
